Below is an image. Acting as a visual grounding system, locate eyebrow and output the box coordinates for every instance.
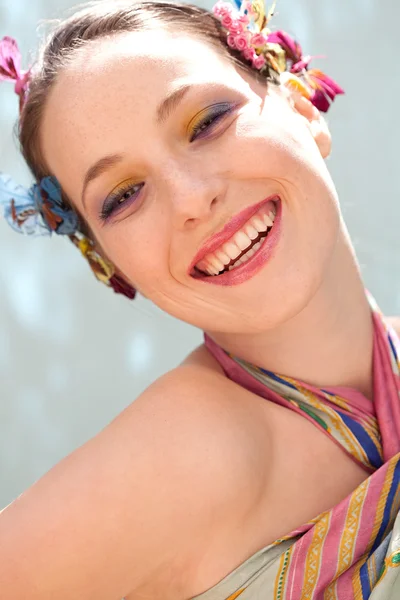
[156,83,192,124]
[81,153,125,208]
[81,84,193,207]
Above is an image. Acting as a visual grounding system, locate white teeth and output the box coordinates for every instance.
[245,224,259,240]
[251,216,268,233]
[263,213,273,227]
[215,250,231,265]
[224,242,242,261]
[195,201,277,276]
[196,260,208,272]
[207,264,219,275]
[227,241,259,271]
[243,247,256,261]
[208,255,225,273]
[234,230,252,251]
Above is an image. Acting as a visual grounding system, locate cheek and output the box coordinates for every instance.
[232,101,324,183]
[97,216,169,290]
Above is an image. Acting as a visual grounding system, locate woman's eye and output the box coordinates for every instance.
[100,182,144,222]
[189,102,235,142]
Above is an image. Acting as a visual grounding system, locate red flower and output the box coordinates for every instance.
[109,274,137,299]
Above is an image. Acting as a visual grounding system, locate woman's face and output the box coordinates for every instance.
[41,28,340,334]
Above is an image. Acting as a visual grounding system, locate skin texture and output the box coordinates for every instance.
[40,29,374,397]
[1,26,394,600]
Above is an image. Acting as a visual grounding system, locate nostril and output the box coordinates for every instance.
[185,217,196,226]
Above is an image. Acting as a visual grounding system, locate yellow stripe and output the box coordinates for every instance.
[226,588,245,600]
[323,580,338,600]
[301,512,331,599]
[352,567,363,600]
[324,481,369,600]
[337,478,369,574]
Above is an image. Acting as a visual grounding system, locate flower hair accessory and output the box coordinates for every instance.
[0,36,136,299]
[0,36,30,113]
[213,0,344,112]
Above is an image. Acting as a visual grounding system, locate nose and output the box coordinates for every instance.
[162,162,222,230]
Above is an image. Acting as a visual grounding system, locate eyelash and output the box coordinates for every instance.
[189,102,235,142]
[100,181,143,221]
[99,102,235,221]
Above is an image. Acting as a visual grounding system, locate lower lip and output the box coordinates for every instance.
[194,198,282,286]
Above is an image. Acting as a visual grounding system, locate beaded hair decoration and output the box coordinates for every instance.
[0,0,343,300]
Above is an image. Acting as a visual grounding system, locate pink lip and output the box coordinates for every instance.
[189,195,280,272]
[191,197,282,286]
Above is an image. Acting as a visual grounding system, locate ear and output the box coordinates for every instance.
[280,73,332,159]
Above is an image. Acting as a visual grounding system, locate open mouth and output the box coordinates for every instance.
[191,199,278,279]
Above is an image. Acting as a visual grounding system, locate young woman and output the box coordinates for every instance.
[1,1,399,598]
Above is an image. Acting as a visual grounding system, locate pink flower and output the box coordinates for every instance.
[213,1,232,18]
[243,47,256,61]
[227,34,236,48]
[221,14,234,29]
[252,54,266,69]
[229,19,244,34]
[251,33,267,48]
[234,34,250,52]
[237,14,250,27]
[212,1,224,16]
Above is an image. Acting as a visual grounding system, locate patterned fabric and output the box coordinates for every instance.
[196,295,400,600]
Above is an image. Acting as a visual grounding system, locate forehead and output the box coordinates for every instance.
[40,29,245,195]
[42,30,241,139]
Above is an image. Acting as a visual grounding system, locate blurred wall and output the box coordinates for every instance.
[1,0,399,507]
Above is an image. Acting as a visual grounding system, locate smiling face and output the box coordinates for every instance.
[40,28,341,334]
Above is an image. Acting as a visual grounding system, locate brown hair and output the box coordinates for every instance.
[19,0,273,185]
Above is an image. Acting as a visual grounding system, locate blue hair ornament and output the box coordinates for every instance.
[0,172,78,237]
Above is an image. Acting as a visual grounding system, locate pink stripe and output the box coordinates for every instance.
[313,501,348,590]
[372,314,400,460]
[322,385,375,416]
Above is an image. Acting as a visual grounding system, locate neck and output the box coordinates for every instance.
[207,225,374,399]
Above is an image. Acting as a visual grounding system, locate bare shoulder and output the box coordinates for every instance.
[0,355,271,600]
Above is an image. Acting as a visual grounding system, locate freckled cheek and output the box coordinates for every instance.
[102,227,171,287]
[231,122,310,181]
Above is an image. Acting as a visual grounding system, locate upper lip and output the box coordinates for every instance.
[189,195,279,273]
